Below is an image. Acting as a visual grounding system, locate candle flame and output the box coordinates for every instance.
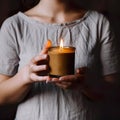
[60,38,64,48]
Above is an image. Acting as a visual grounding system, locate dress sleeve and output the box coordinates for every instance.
[0,19,19,76]
[99,17,120,75]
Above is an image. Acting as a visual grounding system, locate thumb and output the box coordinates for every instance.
[40,40,52,54]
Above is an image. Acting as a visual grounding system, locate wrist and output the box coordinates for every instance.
[17,65,32,85]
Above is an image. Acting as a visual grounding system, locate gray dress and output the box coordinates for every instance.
[0,11,120,120]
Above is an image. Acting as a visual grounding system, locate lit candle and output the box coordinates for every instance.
[48,39,75,77]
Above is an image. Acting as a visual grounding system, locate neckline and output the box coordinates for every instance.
[18,11,90,27]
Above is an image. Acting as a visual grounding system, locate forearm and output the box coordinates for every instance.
[81,75,120,101]
[0,73,32,105]
[0,41,51,105]
[81,85,104,101]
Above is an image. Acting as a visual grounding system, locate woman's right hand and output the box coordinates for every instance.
[20,40,52,84]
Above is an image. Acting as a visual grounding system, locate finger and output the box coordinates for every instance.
[51,78,59,82]
[40,40,52,54]
[52,78,72,86]
[59,75,79,82]
[30,64,48,72]
[46,77,52,83]
[56,83,69,89]
[60,74,85,83]
[60,81,72,86]
[76,67,87,74]
[30,73,50,82]
[31,54,48,64]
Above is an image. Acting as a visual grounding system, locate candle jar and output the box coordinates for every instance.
[48,46,75,77]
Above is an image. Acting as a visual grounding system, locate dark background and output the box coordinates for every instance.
[0,0,120,120]
[1,0,120,43]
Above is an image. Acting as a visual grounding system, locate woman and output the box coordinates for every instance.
[0,0,120,119]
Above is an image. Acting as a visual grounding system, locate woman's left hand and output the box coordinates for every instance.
[51,68,86,90]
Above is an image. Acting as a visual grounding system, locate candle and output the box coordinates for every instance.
[48,39,75,77]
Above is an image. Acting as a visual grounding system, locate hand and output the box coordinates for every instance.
[52,67,87,90]
[20,40,52,84]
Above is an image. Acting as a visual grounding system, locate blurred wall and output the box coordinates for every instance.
[0,0,21,25]
[0,0,120,34]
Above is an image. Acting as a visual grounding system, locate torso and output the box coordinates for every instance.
[12,11,104,120]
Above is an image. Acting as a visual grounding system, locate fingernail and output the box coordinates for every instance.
[46,40,52,48]
[52,78,58,82]
[52,78,56,81]
[59,77,63,81]
[43,54,47,59]
[46,78,50,83]
[43,65,47,70]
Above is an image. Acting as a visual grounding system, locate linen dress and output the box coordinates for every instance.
[0,11,120,120]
